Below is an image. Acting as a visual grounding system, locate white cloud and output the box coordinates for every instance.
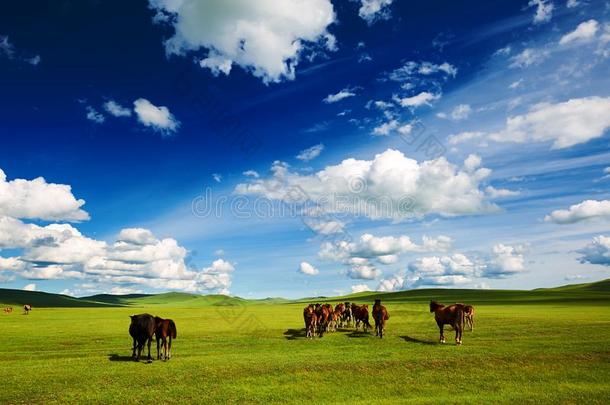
[559,19,599,46]
[351,283,371,293]
[488,97,610,149]
[483,244,526,278]
[394,92,441,108]
[103,100,132,117]
[298,261,319,276]
[149,0,337,83]
[22,283,36,291]
[303,218,345,235]
[485,186,520,199]
[133,98,180,135]
[0,257,25,271]
[509,79,524,89]
[528,0,554,24]
[235,149,496,220]
[566,0,579,7]
[509,48,549,68]
[358,0,393,24]
[446,104,471,120]
[0,36,40,66]
[85,106,105,124]
[545,200,610,224]
[0,169,89,221]
[296,144,324,161]
[243,170,260,178]
[448,131,485,145]
[212,173,222,183]
[577,236,610,266]
[372,119,398,136]
[117,228,157,245]
[323,88,357,103]
[346,262,381,280]
[409,254,476,277]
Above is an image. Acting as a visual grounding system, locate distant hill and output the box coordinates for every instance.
[1,278,609,308]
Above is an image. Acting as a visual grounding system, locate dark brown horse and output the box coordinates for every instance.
[430,301,465,345]
[154,316,177,360]
[341,301,352,327]
[316,303,333,337]
[129,313,155,361]
[464,305,475,331]
[303,304,317,338]
[351,303,372,332]
[372,299,390,338]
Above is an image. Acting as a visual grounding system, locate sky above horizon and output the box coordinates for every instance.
[1,0,610,299]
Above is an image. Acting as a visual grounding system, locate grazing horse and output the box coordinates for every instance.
[430,301,465,345]
[351,303,372,332]
[372,299,390,338]
[316,304,332,337]
[129,313,155,361]
[23,304,32,315]
[464,305,475,331]
[154,316,177,360]
[303,304,317,338]
[3,307,12,314]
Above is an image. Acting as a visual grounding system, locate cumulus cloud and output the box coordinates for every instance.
[149,0,337,83]
[22,283,36,291]
[235,149,496,220]
[482,244,526,278]
[358,0,394,24]
[394,92,441,108]
[488,97,610,149]
[133,98,180,135]
[0,169,89,221]
[298,261,319,276]
[577,236,610,266]
[103,100,132,117]
[351,283,371,293]
[296,144,324,161]
[545,200,610,224]
[528,0,554,24]
[323,88,357,103]
[560,19,599,46]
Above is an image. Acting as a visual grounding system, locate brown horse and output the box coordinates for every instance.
[315,304,333,337]
[303,304,317,338]
[3,307,12,314]
[372,299,390,338]
[464,305,475,331]
[154,316,177,360]
[430,301,465,345]
[341,301,352,327]
[23,304,31,315]
[129,313,155,361]
[351,303,372,332]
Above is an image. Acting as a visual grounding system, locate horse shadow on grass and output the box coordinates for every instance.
[399,335,435,345]
[346,330,372,338]
[108,353,142,362]
[283,328,307,340]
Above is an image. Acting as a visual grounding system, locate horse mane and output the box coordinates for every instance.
[429,300,444,313]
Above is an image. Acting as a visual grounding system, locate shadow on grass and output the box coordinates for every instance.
[399,335,435,345]
[346,330,372,338]
[283,328,307,340]
[108,353,154,363]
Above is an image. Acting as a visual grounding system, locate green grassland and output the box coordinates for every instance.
[1,280,610,404]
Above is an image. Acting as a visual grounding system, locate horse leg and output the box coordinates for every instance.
[166,337,171,360]
[132,338,137,359]
[157,337,161,359]
[147,337,152,361]
[438,322,445,343]
[137,341,143,360]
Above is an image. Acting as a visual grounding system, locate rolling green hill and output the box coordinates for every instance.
[2,278,609,308]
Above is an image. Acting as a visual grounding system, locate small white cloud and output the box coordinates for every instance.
[559,19,599,46]
[133,98,180,135]
[450,104,472,120]
[448,131,485,145]
[358,0,394,24]
[199,53,233,76]
[243,170,260,178]
[298,261,319,276]
[509,48,549,68]
[509,79,524,89]
[85,106,105,124]
[323,88,357,104]
[528,0,554,24]
[545,200,610,224]
[394,92,441,108]
[212,173,222,183]
[566,0,580,8]
[485,186,520,198]
[103,100,132,117]
[296,144,324,161]
[351,283,371,293]
[22,283,36,291]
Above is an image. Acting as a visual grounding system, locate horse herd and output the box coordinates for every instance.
[304,299,475,345]
[2,304,31,314]
[128,314,177,361]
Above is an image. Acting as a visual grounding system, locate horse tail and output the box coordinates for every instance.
[456,306,465,332]
[169,320,177,339]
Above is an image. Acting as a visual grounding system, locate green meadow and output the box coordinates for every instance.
[1,280,610,404]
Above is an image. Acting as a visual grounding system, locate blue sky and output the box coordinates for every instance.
[1,0,610,298]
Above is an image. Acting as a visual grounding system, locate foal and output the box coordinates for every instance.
[154,316,177,360]
[372,299,390,338]
[464,305,475,331]
[303,304,317,338]
[429,301,465,345]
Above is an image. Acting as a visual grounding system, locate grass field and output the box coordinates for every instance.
[1,281,610,404]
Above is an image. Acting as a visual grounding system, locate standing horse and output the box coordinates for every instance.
[341,301,353,327]
[351,303,372,332]
[430,301,465,345]
[154,316,177,360]
[316,304,332,337]
[23,304,32,315]
[303,304,317,338]
[464,305,475,331]
[129,313,155,361]
[372,299,390,338]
